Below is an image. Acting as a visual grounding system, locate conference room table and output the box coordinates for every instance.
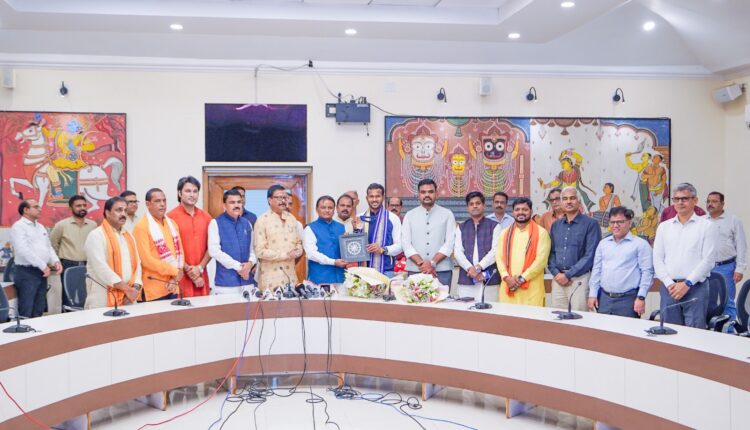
[0,294,748,430]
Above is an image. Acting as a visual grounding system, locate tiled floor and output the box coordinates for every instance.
[90,374,595,429]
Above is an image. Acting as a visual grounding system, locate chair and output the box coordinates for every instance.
[725,280,750,336]
[649,273,730,332]
[706,272,730,331]
[63,266,87,312]
[0,284,9,322]
[2,257,14,283]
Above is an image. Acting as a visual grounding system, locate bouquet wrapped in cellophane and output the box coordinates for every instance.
[343,267,390,299]
[394,273,449,304]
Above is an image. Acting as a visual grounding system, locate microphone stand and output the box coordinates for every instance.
[2,308,35,333]
[474,269,497,310]
[148,276,191,306]
[86,274,129,317]
[552,282,584,320]
[281,269,297,298]
[647,297,699,335]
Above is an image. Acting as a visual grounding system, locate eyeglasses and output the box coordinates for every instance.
[609,220,629,226]
[671,197,693,203]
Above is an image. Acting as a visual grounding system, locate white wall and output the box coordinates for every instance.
[722,75,750,246]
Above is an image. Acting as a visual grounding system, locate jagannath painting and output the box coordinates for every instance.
[385,116,670,237]
[0,111,127,226]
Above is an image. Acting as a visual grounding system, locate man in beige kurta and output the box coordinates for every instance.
[254,185,303,291]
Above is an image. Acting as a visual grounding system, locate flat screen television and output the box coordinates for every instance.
[205,103,307,162]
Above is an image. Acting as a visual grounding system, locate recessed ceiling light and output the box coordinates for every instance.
[508,32,520,40]
[643,21,655,31]
[170,23,183,31]
[345,28,357,36]
[561,1,575,8]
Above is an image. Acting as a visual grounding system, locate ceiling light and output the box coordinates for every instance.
[508,33,520,40]
[170,23,183,31]
[561,1,575,8]
[345,28,357,36]
[642,21,655,31]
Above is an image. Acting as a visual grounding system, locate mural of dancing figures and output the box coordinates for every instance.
[531,118,670,239]
[385,116,530,220]
[0,111,127,226]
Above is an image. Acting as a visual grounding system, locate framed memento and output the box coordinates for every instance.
[339,232,369,263]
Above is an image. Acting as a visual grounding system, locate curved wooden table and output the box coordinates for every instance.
[0,295,748,430]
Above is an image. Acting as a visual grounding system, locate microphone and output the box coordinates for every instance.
[294,283,311,299]
[305,283,321,298]
[382,275,396,302]
[552,282,584,320]
[1,307,36,333]
[474,269,497,310]
[273,287,284,300]
[86,274,129,317]
[242,290,251,300]
[646,297,699,335]
[148,276,191,307]
[280,268,297,298]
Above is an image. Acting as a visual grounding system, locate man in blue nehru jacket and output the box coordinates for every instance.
[207,189,257,295]
[303,196,347,289]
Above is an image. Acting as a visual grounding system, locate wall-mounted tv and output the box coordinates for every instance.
[205,103,307,162]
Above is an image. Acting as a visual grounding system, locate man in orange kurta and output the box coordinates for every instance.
[168,176,212,296]
[133,188,184,301]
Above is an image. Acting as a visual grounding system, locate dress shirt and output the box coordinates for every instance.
[10,217,60,270]
[303,224,337,266]
[707,211,747,272]
[659,205,706,222]
[653,212,717,286]
[401,204,455,272]
[453,222,501,272]
[50,216,97,261]
[487,212,514,231]
[548,213,601,278]
[589,233,653,298]
[208,218,257,271]
[124,215,138,233]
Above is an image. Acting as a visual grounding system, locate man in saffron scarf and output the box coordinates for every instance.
[84,197,142,309]
[133,188,184,301]
[496,198,551,306]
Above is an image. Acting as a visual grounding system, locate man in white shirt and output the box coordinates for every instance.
[303,196,347,288]
[84,197,142,309]
[120,190,139,233]
[487,191,514,231]
[208,189,257,294]
[454,191,501,300]
[10,199,62,317]
[402,179,456,287]
[706,191,747,321]
[653,183,717,328]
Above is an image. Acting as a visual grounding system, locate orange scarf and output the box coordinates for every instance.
[102,219,138,306]
[499,221,540,297]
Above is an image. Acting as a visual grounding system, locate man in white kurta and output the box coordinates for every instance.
[84,197,143,309]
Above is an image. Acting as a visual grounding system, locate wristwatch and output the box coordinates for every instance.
[517,275,525,284]
[429,260,436,267]
[636,295,646,301]
[684,280,694,288]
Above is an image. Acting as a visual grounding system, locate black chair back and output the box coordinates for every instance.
[706,272,728,324]
[0,284,9,322]
[3,257,14,283]
[737,279,750,332]
[63,266,87,309]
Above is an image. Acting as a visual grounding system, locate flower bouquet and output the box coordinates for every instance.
[394,273,449,304]
[343,267,389,299]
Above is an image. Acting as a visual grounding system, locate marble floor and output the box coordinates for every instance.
[89,374,595,430]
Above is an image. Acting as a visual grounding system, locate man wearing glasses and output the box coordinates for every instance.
[588,207,654,317]
[120,190,140,233]
[653,183,717,328]
[533,188,565,232]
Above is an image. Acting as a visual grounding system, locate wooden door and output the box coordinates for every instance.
[203,166,312,282]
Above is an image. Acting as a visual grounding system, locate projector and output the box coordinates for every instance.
[712,83,744,104]
[325,101,371,124]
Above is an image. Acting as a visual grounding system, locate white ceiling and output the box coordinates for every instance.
[0,0,748,77]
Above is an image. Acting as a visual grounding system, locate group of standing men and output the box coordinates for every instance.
[10,175,745,330]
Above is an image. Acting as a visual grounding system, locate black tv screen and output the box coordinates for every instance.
[205,103,307,162]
